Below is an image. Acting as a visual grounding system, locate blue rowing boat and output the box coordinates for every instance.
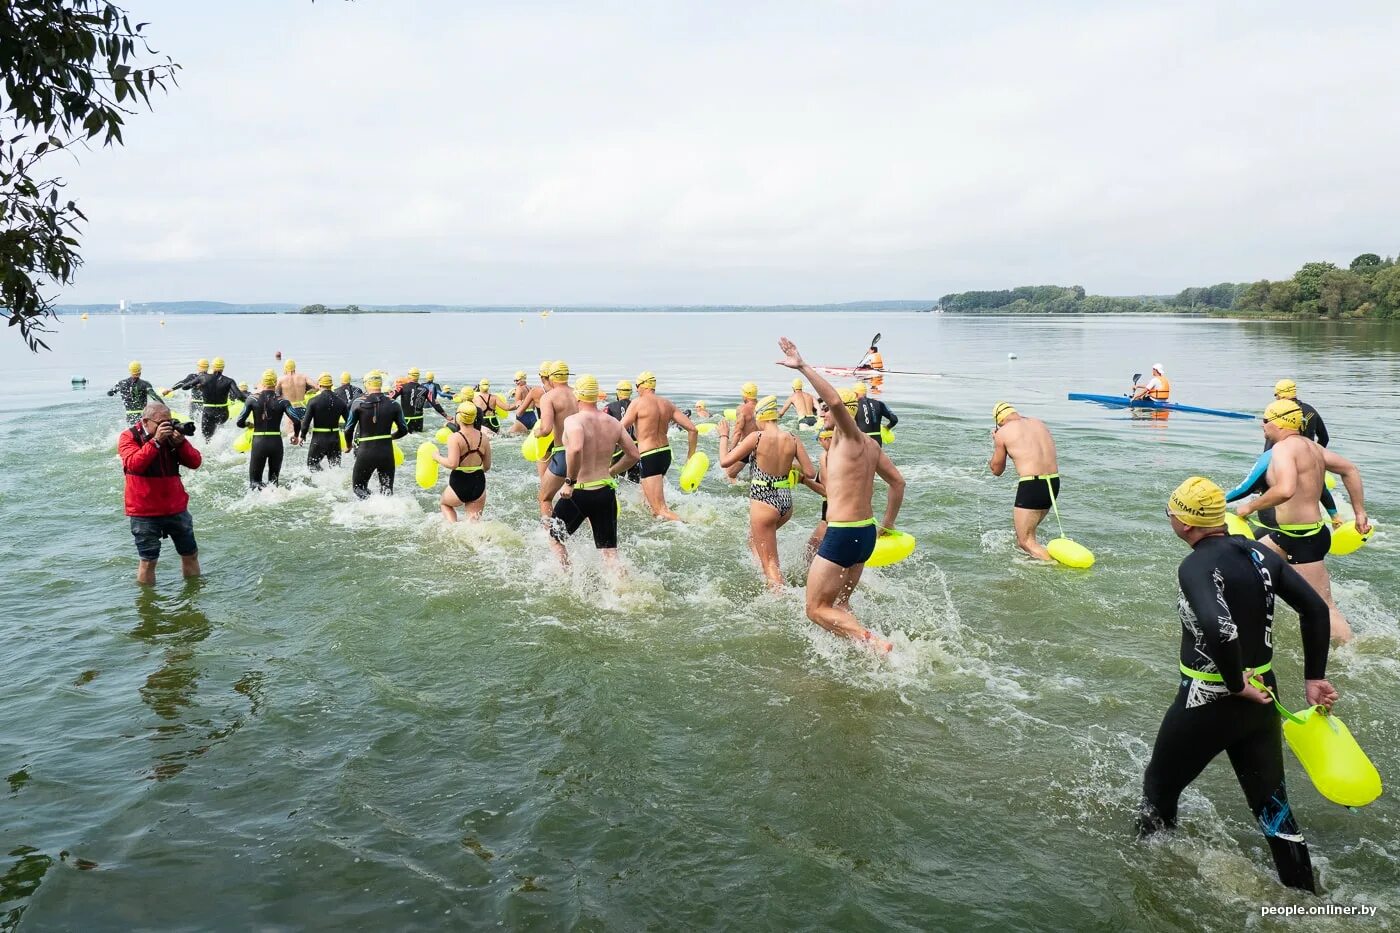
[1067,393,1253,420]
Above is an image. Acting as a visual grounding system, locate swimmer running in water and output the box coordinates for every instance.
[606,380,641,483]
[852,383,897,446]
[169,358,209,423]
[334,372,362,407]
[434,402,491,522]
[718,394,814,589]
[301,373,349,471]
[343,373,409,498]
[987,402,1059,561]
[393,368,449,434]
[724,382,760,481]
[776,337,905,652]
[548,375,639,568]
[620,371,698,521]
[1138,476,1336,893]
[1233,400,1369,642]
[237,370,300,489]
[693,401,715,421]
[535,360,579,519]
[276,359,316,436]
[194,358,244,440]
[509,371,538,435]
[109,361,158,425]
[472,380,512,435]
[777,378,818,427]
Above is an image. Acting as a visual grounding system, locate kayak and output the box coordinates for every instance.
[818,366,942,379]
[1067,393,1253,420]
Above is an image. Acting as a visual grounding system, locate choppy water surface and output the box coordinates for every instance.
[2,312,1398,931]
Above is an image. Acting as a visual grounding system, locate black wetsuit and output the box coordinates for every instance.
[237,390,298,489]
[605,398,642,483]
[108,376,158,424]
[334,382,363,407]
[343,392,409,498]
[169,371,207,421]
[1137,534,1330,892]
[301,391,349,470]
[855,397,898,447]
[195,372,245,440]
[392,380,448,434]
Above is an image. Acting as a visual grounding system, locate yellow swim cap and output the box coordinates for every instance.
[318,372,333,388]
[197,359,210,372]
[539,360,552,377]
[514,370,527,382]
[128,360,142,374]
[637,371,657,388]
[341,371,351,385]
[408,368,421,380]
[238,382,248,392]
[212,357,225,371]
[818,428,834,440]
[741,382,758,399]
[1274,379,1298,399]
[994,402,1017,425]
[616,379,633,395]
[478,380,490,391]
[456,401,476,425]
[838,388,858,411]
[755,395,779,421]
[1264,399,1304,431]
[1168,476,1226,528]
[574,374,599,402]
[695,400,707,409]
[791,378,804,391]
[853,383,868,396]
[550,360,570,382]
[260,370,277,388]
[283,360,295,373]
[366,373,383,389]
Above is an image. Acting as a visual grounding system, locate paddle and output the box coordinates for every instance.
[1129,372,1142,397]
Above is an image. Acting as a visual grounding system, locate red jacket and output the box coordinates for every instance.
[118,426,202,517]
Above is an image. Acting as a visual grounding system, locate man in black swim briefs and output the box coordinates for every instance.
[987,402,1060,561]
[1138,476,1336,893]
[549,375,639,568]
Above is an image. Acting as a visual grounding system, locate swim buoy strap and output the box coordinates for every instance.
[1179,662,1306,724]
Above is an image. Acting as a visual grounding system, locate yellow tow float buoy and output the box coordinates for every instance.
[232,426,253,453]
[1284,706,1382,808]
[867,529,916,567]
[1047,538,1095,569]
[723,408,737,421]
[521,432,553,463]
[695,422,717,436]
[392,440,405,467]
[1329,520,1373,556]
[495,407,509,421]
[1224,513,1254,539]
[1325,472,1336,491]
[435,426,452,444]
[415,442,439,489]
[880,426,895,445]
[679,451,710,493]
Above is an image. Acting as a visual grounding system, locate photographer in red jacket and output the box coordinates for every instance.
[119,401,203,585]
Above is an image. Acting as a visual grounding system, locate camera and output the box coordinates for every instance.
[160,419,197,436]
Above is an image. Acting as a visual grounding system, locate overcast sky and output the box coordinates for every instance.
[54,0,1400,305]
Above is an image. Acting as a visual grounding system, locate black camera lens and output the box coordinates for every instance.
[178,421,197,436]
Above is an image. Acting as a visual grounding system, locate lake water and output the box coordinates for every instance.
[2,311,1397,931]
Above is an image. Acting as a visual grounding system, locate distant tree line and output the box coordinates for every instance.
[939,252,1400,319]
[299,303,364,314]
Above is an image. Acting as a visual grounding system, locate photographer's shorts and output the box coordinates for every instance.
[130,510,197,561]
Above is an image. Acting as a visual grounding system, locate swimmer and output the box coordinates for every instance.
[987,402,1059,561]
[777,378,818,426]
[606,380,641,483]
[236,370,301,489]
[724,382,761,481]
[1271,379,1328,447]
[334,372,362,407]
[108,361,158,425]
[421,370,444,404]
[853,383,897,446]
[693,401,715,421]
[169,359,210,422]
[276,359,316,434]
[1234,400,1369,642]
[1138,476,1336,893]
[1131,363,1170,401]
[301,373,350,471]
[776,337,905,652]
[193,358,244,440]
[620,371,698,521]
[536,360,580,518]
[433,402,491,522]
[800,427,834,566]
[392,368,449,434]
[718,395,814,589]
[509,371,538,435]
[857,342,885,391]
[342,373,409,498]
[548,375,639,567]
[471,380,512,434]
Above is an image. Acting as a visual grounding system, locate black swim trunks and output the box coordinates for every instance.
[638,446,672,479]
[1265,523,1331,565]
[1015,474,1060,511]
[550,480,618,549]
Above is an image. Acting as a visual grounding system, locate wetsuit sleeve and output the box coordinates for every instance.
[230,381,247,402]
[1177,558,1246,693]
[881,401,898,428]
[1320,488,1338,518]
[1225,450,1272,503]
[1266,550,1330,680]
[300,402,315,437]
[391,407,409,440]
[429,395,448,418]
[107,381,120,396]
[1312,410,1329,448]
[342,404,360,444]
[170,374,194,391]
[235,400,254,428]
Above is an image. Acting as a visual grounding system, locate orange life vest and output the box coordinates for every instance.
[1149,375,1171,400]
[867,351,884,370]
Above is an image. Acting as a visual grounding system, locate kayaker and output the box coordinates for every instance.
[1131,363,1170,401]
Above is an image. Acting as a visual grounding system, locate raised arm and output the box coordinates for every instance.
[777,337,860,441]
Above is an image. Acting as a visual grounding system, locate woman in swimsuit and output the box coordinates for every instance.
[718,395,815,590]
[434,402,491,522]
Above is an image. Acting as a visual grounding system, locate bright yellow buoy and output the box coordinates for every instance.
[695,422,717,436]
[232,426,253,453]
[1224,513,1254,539]
[522,432,553,462]
[435,426,451,444]
[415,442,439,489]
[881,426,895,445]
[867,530,916,567]
[1329,520,1373,556]
[679,451,709,493]
[1284,706,1382,808]
[1047,537,1095,569]
[392,440,405,467]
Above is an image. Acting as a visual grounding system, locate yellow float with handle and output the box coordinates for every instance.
[880,426,895,445]
[415,442,439,489]
[435,426,452,444]
[392,440,405,467]
[679,451,710,493]
[1281,702,1382,808]
[232,426,253,453]
[1328,520,1373,556]
[867,529,916,567]
[1041,475,1094,569]
[723,408,737,421]
[695,422,717,436]
[521,431,553,463]
[1224,512,1254,539]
